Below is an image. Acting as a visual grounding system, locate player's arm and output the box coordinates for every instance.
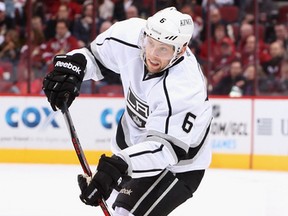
[42,21,121,111]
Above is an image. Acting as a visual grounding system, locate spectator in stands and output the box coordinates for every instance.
[263,9,279,43]
[211,59,246,96]
[240,34,256,66]
[141,0,153,17]
[0,28,21,81]
[236,22,267,53]
[0,29,20,61]
[273,24,288,51]
[16,0,46,42]
[240,35,270,67]
[259,41,287,94]
[4,0,16,19]
[31,15,45,36]
[261,41,286,79]
[199,23,231,65]
[212,36,237,72]
[41,19,80,71]
[240,10,267,42]
[200,7,228,42]
[239,0,277,26]
[242,64,256,95]
[125,5,139,19]
[112,0,142,22]
[208,67,226,94]
[258,0,278,18]
[73,1,103,47]
[99,20,112,34]
[44,4,74,40]
[0,2,15,46]
[237,22,253,50]
[6,0,22,30]
[44,0,82,21]
[18,25,46,82]
[29,0,46,22]
[241,10,255,25]
[234,0,251,21]
[98,0,115,21]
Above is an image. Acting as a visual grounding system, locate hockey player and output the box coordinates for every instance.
[43,7,213,216]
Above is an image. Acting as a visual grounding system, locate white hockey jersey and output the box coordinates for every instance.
[68,18,213,178]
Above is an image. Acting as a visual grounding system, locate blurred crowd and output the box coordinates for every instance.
[0,0,288,96]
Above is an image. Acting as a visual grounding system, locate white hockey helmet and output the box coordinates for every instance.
[145,7,194,54]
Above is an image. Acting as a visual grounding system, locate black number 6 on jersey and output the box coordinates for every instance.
[182,112,196,133]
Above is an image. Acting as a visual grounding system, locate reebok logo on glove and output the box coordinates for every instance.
[55,61,82,74]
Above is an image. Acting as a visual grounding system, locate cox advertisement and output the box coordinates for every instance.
[0,96,124,150]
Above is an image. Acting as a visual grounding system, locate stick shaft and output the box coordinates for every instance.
[61,104,112,216]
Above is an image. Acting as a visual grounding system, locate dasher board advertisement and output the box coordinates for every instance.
[254,99,288,156]
[209,98,252,154]
[0,96,124,150]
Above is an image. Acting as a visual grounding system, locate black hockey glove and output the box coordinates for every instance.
[42,53,87,111]
[78,154,128,206]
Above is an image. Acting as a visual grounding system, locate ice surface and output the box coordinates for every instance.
[0,164,287,216]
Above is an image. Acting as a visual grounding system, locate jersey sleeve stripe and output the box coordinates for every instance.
[129,144,164,158]
[145,134,182,163]
[96,37,139,49]
[163,71,172,134]
[132,168,163,173]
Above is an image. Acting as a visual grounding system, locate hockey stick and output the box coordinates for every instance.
[61,101,112,216]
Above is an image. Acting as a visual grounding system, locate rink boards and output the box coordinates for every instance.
[0,95,287,171]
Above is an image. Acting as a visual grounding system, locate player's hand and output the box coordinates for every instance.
[78,173,102,206]
[77,154,128,206]
[42,53,87,111]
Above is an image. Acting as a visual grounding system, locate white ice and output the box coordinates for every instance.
[0,163,288,216]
